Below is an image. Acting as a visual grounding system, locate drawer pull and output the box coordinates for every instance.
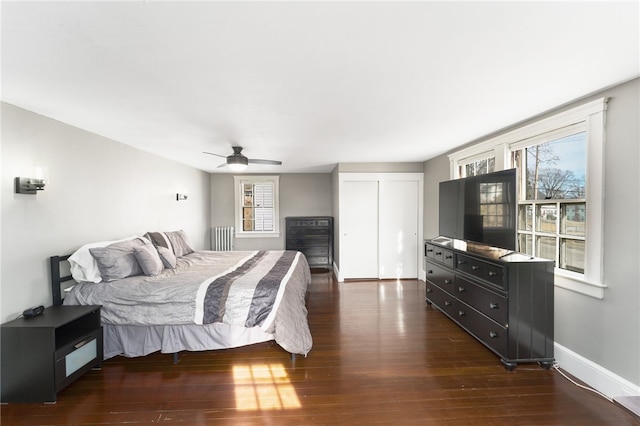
[444,301,452,307]
[488,271,497,277]
[428,270,433,274]
[444,279,452,285]
[489,302,499,310]
[458,310,465,317]
[458,260,467,265]
[435,251,442,256]
[458,286,465,293]
[426,288,433,293]
[471,265,480,271]
[74,338,93,349]
[445,255,452,259]
[489,331,499,338]
[427,249,433,253]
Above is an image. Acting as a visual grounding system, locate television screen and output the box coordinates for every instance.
[439,169,517,251]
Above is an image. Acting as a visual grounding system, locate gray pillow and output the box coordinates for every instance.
[156,246,177,269]
[134,243,164,276]
[89,238,145,282]
[165,230,195,257]
[144,231,173,252]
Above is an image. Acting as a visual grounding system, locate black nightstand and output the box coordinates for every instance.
[1,305,103,403]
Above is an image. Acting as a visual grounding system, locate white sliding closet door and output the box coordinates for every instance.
[340,180,379,279]
[378,180,419,279]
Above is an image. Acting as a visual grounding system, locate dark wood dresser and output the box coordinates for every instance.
[424,237,554,370]
[286,216,333,270]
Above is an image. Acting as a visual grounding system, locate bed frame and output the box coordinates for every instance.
[49,254,297,363]
[50,254,73,307]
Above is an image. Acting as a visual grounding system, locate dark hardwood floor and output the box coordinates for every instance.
[2,272,639,425]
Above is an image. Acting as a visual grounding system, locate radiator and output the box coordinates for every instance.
[212,226,234,251]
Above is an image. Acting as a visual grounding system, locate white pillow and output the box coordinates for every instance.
[69,236,139,283]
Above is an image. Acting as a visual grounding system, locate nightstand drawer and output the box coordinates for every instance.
[55,328,103,392]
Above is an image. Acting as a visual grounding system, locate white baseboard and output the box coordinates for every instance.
[555,342,640,398]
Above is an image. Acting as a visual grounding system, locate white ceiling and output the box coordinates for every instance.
[2,1,638,173]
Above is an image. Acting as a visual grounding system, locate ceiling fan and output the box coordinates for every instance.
[203,146,282,171]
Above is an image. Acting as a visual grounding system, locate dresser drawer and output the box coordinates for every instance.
[426,281,457,318]
[287,218,331,228]
[456,301,507,356]
[456,276,508,326]
[456,254,505,289]
[298,246,330,257]
[286,226,330,236]
[425,243,436,259]
[287,236,331,247]
[425,261,455,295]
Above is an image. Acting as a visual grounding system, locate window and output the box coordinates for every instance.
[234,176,280,238]
[458,154,496,177]
[513,130,587,274]
[448,98,607,298]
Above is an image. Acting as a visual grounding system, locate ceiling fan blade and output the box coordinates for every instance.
[216,162,227,168]
[203,151,227,158]
[248,159,282,165]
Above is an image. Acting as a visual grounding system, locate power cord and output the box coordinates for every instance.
[551,361,613,403]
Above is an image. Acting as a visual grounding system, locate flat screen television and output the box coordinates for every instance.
[438,169,517,251]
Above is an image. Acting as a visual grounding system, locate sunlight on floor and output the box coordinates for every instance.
[233,363,302,411]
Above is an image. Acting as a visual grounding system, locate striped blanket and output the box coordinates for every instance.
[194,250,301,330]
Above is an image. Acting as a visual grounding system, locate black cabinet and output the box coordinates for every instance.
[1,305,103,403]
[286,216,333,270]
[425,238,554,370]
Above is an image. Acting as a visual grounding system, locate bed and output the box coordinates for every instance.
[50,231,313,361]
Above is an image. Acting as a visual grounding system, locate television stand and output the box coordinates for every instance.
[424,237,555,369]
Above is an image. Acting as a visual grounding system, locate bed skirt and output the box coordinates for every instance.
[102,323,275,359]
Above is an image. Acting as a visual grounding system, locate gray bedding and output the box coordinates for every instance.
[64,250,313,356]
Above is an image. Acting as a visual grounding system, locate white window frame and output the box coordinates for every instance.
[233,175,280,239]
[448,98,607,299]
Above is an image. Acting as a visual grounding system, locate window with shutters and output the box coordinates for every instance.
[234,176,280,238]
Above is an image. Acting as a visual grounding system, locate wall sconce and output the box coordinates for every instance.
[15,177,46,194]
[176,193,188,201]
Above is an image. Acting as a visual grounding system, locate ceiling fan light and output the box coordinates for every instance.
[228,163,247,172]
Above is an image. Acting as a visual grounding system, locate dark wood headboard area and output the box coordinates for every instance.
[50,254,75,306]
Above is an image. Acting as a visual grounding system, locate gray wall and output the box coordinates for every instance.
[1,103,211,322]
[422,78,640,387]
[210,173,333,251]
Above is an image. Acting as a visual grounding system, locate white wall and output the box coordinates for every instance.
[1,103,211,322]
